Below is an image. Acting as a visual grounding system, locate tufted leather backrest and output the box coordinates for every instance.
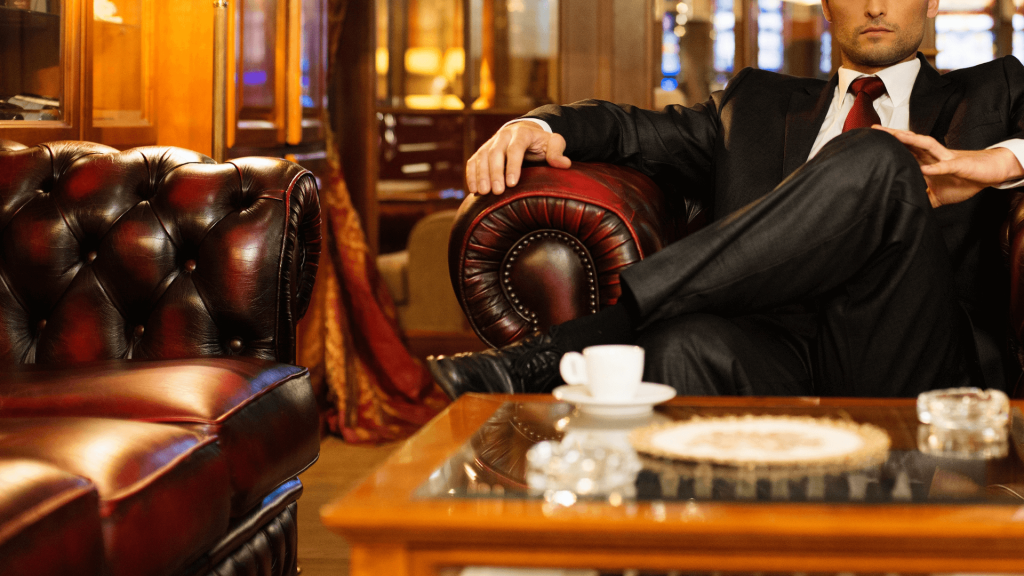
[0,141,321,365]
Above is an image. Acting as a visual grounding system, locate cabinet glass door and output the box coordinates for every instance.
[235,0,284,146]
[0,0,79,144]
[91,0,150,124]
[293,0,326,143]
[1,0,63,121]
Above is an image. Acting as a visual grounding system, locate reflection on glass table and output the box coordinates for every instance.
[415,401,1024,506]
[0,0,62,121]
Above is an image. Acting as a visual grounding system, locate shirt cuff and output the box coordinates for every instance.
[988,139,1024,189]
[501,118,553,133]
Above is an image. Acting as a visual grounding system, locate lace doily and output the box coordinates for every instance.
[630,415,891,473]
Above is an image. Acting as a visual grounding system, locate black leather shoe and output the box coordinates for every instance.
[427,334,564,399]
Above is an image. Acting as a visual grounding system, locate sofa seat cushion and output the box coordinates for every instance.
[0,357,320,515]
[0,418,231,576]
[0,459,104,576]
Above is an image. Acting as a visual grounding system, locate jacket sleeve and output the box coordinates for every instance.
[524,68,754,193]
[1004,55,1024,140]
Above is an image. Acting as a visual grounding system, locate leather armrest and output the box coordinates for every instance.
[449,162,676,348]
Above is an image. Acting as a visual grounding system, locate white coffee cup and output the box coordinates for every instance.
[559,345,645,401]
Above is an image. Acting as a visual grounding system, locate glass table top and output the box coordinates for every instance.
[414,401,1024,505]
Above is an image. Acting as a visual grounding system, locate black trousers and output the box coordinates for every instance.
[602,129,973,397]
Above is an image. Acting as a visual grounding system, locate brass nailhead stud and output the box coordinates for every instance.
[134,325,145,338]
[229,339,243,351]
[86,251,97,263]
[37,319,46,331]
[184,260,197,272]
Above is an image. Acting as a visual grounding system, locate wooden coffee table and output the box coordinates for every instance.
[321,394,1024,575]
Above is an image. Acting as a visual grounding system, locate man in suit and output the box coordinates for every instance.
[429,0,1024,399]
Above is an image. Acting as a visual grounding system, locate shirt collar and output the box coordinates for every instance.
[837,58,921,108]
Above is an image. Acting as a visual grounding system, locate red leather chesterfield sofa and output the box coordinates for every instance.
[448,163,1024,385]
[0,141,321,576]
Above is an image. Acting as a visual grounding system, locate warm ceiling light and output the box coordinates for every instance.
[405,48,442,76]
[376,48,389,75]
[443,48,465,79]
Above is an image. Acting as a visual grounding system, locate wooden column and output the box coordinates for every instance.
[996,0,1015,59]
[734,0,759,72]
[334,0,379,254]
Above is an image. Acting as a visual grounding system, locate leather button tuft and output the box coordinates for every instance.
[184,259,197,272]
[134,325,145,338]
[37,319,46,331]
[229,339,243,352]
[86,251,97,263]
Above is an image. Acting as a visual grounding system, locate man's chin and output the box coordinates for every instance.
[847,44,918,69]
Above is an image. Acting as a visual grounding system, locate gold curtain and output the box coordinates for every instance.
[298,0,450,443]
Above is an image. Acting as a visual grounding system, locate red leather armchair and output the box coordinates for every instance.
[450,162,1024,386]
[450,162,698,347]
[0,141,321,576]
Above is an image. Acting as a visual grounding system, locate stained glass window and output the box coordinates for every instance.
[713,0,735,75]
[936,0,995,71]
[820,30,832,76]
[661,11,680,91]
[758,0,783,71]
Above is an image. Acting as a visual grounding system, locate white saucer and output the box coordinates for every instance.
[552,383,677,417]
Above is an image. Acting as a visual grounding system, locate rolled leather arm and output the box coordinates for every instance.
[449,162,676,348]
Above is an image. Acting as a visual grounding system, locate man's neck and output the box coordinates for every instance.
[839,51,919,75]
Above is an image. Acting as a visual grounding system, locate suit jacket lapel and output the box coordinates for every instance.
[909,53,956,137]
[783,75,838,177]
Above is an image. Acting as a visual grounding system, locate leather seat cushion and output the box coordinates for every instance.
[0,418,231,576]
[0,357,320,515]
[0,459,104,576]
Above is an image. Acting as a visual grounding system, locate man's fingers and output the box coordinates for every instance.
[466,153,479,194]
[546,134,571,169]
[478,132,510,194]
[873,125,950,160]
[505,133,530,188]
[920,160,956,176]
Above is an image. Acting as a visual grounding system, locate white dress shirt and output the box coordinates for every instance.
[510,59,1024,188]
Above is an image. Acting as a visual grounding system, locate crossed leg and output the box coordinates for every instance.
[602,129,972,396]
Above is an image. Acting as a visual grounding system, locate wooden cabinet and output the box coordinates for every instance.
[0,0,83,145]
[86,0,157,146]
[0,0,158,148]
[157,0,328,176]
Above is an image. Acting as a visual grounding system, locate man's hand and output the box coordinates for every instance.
[466,121,571,195]
[872,125,1024,208]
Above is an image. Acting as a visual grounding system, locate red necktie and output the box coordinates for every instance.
[842,76,887,133]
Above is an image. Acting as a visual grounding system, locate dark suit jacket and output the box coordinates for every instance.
[528,53,1024,385]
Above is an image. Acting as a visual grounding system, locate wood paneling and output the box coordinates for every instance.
[559,0,653,108]
[559,0,600,105]
[155,0,215,156]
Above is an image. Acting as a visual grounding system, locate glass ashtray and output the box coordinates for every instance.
[916,387,1009,431]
